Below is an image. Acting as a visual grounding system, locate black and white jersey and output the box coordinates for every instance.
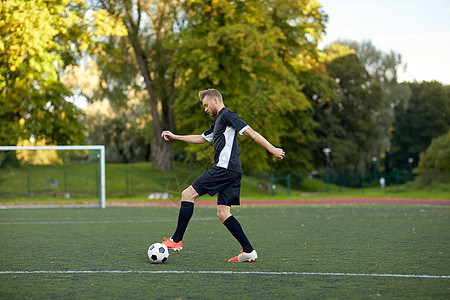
[202,108,250,173]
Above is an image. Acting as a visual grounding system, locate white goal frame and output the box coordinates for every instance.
[0,145,106,209]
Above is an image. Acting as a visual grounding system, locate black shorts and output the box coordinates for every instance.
[192,166,242,206]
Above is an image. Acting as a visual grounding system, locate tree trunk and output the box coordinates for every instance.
[151,138,172,171]
[128,22,173,171]
[167,73,176,132]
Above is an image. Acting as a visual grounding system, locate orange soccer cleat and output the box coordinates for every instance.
[228,250,258,262]
[161,237,183,252]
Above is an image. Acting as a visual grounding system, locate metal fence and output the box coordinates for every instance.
[1,160,448,200]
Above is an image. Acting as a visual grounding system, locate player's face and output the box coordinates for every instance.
[202,98,217,116]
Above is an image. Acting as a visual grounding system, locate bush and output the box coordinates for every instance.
[415,130,450,187]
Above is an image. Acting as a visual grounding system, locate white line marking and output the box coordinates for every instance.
[0,270,448,279]
[0,217,216,225]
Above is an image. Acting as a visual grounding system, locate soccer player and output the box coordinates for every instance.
[160,88,285,262]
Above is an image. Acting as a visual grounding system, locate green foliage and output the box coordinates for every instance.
[321,52,383,173]
[294,40,409,175]
[416,130,450,186]
[338,39,405,84]
[172,0,327,172]
[5,0,446,180]
[390,81,450,171]
[83,100,152,163]
[93,0,182,170]
[337,40,408,156]
[0,0,126,146]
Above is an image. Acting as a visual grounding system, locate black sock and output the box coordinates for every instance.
[223,215,253,253]
[172,201,194,242]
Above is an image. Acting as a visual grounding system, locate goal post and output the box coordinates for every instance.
[0,145,106,209]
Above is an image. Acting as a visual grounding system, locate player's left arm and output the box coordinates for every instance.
[243,127,285,160]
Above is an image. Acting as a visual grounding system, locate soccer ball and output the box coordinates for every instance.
[147,243,169,264]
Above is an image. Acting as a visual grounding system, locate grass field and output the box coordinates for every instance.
[1,204,449,298]
[1,161,449,206]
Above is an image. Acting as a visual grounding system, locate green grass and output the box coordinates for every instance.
[0,162,100,199]
[1,204,449,298]
[294,178,450,200]
[1,162,449,205]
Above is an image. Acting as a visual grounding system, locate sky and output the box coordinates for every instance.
[319,0,450,84]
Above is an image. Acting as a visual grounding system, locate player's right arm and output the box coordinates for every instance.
[243,127,285,160]
[161,130,206,144]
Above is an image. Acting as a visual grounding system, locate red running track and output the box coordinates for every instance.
[109,198,450,207]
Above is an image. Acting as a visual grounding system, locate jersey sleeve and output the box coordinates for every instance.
[201,120,215,142]
[224,110,250,135]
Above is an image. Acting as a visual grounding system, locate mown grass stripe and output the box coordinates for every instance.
[0,217,216,225]
[0,270,448,279]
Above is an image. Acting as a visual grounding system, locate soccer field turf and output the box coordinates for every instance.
[1,204,449,298]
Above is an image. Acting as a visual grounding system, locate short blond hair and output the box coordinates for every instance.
[199,88,223,102]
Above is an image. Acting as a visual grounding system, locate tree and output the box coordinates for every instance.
[95,0,182,171]
[172,0,327,173]
[415,130,450,187]
[83,98,151,163]
[0,0,126,146]
[323,51,384,173]
[338,39,405,84]
[299,43,352,170]
[336,39,409,156]
[390,81,450,170]
[61,37,153,163]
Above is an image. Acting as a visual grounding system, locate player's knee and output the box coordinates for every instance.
[181,187,197,202]
[181,189,192,202]
[217,209,231,222]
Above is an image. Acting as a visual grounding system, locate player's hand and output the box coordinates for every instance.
[161,130,175,141]
[272,148,285,160]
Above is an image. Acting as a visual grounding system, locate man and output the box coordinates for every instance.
[160,88,285,262]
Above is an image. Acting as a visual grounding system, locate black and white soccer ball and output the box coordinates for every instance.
[147,243,169,264]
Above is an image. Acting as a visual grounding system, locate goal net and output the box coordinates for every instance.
[0,146,105,208]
